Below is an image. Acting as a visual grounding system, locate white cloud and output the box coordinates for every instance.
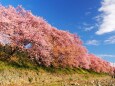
[104,36,115,44]
[83,22,98,32]
[96,0,115,35]
[84,26,94,31]
[86,40,99,45]
[97,54,115,58]
[83,22,89,26]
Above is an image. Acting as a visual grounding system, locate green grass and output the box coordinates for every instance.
[0,45,112,86]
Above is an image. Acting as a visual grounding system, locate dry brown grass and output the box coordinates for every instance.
[0,66,114,86]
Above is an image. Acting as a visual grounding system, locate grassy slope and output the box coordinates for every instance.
[0,46,114,86]
[0,60,112,86]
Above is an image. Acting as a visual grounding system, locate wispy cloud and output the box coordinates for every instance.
[97,54,115,58]
[85,11,91,16]
[104,36,115,44]
[86,40,100,45]
[96,0,115,35]
[84,26,95,31]
[83,23,98,32]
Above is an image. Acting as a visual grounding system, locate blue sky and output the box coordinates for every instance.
[0,0,115,63]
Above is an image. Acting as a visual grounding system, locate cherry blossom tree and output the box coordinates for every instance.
[89,54,114,74]
[0,5,114,74]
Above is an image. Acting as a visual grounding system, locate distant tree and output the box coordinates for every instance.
[89,54,114,74]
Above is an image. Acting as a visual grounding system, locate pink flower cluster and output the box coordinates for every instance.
[0,5,114,74]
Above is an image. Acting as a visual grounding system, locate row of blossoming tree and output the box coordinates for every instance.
[0,5,114,74]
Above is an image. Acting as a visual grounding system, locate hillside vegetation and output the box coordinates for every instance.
[0,45,115,86]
